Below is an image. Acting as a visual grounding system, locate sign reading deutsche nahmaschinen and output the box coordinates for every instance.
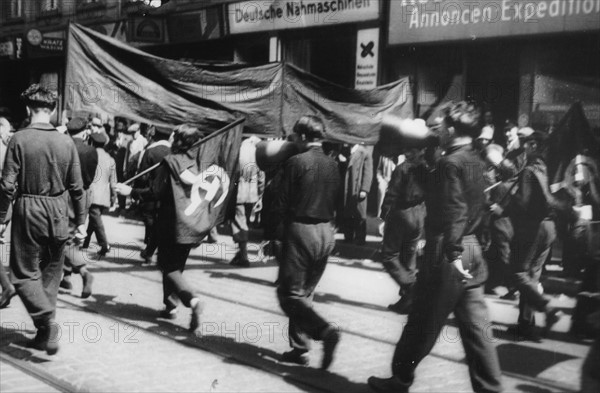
[228,0,380,34]
[389,0,600,45]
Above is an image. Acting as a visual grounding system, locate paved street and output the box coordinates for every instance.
[0,214,592,393]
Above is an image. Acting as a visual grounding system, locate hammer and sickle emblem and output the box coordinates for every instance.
[360,41,375,58]
[179,164,230,216]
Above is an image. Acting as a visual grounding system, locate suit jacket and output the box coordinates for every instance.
[90,148,117,208]
[342,145,373,213]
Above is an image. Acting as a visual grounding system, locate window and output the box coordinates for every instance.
[9,0,23,18]
[41,0,60,12]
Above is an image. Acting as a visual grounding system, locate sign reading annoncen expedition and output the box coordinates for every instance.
[389,0,600,45]
[228,0,380,34]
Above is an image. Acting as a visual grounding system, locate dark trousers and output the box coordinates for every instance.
[142,208,158,257]
[392,235,503,393]
[85,205,108,248]
[485,217,513,290]
[343,198,367,244]
[9,194,69,327]
[231,203,252,243]
[158,243,195,309]
[64,189,91,274]
[381,204,424,289]
[278,221,335,351]
[510,219,556,326]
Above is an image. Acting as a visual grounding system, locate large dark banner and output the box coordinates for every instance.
[66,23,412,142]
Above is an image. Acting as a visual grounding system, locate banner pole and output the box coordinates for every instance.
[123,117,245,185]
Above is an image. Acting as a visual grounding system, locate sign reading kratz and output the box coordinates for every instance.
[389,0,600,45]
[228,0,380,34]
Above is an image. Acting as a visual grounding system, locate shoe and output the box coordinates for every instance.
[97,245,111,257]
[500,291,518,301]
[321,327,340,370]
[59,276,73,291]
[81,271,94,299]
[229,253,250,267]
[387,298,412,315]
[368,376,410,393]
[507,324,542,343]
[45,322,60,355]
[159,307,178,320]
[543,309,562,337]
[280,349,309,366]
[0,286,16,309]
[27,321,60,355]
[189,299,203,333]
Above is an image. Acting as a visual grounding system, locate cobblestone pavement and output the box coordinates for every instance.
[0,214,592,392]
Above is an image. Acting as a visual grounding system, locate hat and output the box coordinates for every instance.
[90,131,109,145]
[154,125,173,136]
[66,117,88,134]
[478,126,494,141]
[126,123,140,134]
[516,127,534,139]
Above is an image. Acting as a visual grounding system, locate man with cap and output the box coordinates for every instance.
[83,131,116,256]
[60,116,98,298]
[272,115,341,369]
[0,84,86,354]
[132,125,172,264]
[125,123,147,179]
[474,125,494,153]
[491,130,562,341]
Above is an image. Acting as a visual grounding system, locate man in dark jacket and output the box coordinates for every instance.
[0,84,86,355]
[274,115,341,370]
[379,148,426,314]
[60,117,98,298]
[369,107,503,393]
[133,125,172,264]
[492,131,562,341]
[341,143,373,245]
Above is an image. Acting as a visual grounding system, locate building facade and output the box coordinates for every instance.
[1,0,599,135]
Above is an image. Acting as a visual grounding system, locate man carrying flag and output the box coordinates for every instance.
[116,121,242,331]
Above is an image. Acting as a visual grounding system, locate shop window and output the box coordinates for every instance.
[41,0,60,12]
[10,0,23,18]
[530,35,600,131]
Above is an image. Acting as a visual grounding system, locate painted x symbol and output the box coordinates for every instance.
[360,41,374,58]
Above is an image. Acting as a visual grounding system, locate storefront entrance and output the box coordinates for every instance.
[466,41,521,138]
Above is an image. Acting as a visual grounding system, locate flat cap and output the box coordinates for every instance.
[67,117,88,134]
[90,131,109,145]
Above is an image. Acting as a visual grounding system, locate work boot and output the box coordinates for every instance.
[0,266,16,309]
[368,376,410,393]
[97,245,111,257]
[543,308,563,337]
[0,285,16,309]
[28,320,60,355]
[159,306,178,320]
[321,326,340,370]
[507,324,542,343]
[280,349,309,366]
[80,269,94,299]
[189,298,203,333]
[59,274,73,293]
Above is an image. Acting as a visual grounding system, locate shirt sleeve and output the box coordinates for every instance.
[0,137,20,223]
[271,160,294,239]
[361,150,374,193]
[67,144,86,226]
[441,158,468,262]
[380,165,403,219]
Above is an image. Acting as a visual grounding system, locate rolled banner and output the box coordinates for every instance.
[255,140,301,171]
[379,116,438,155]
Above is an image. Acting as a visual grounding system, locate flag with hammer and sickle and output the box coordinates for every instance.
[164,120,243,244]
